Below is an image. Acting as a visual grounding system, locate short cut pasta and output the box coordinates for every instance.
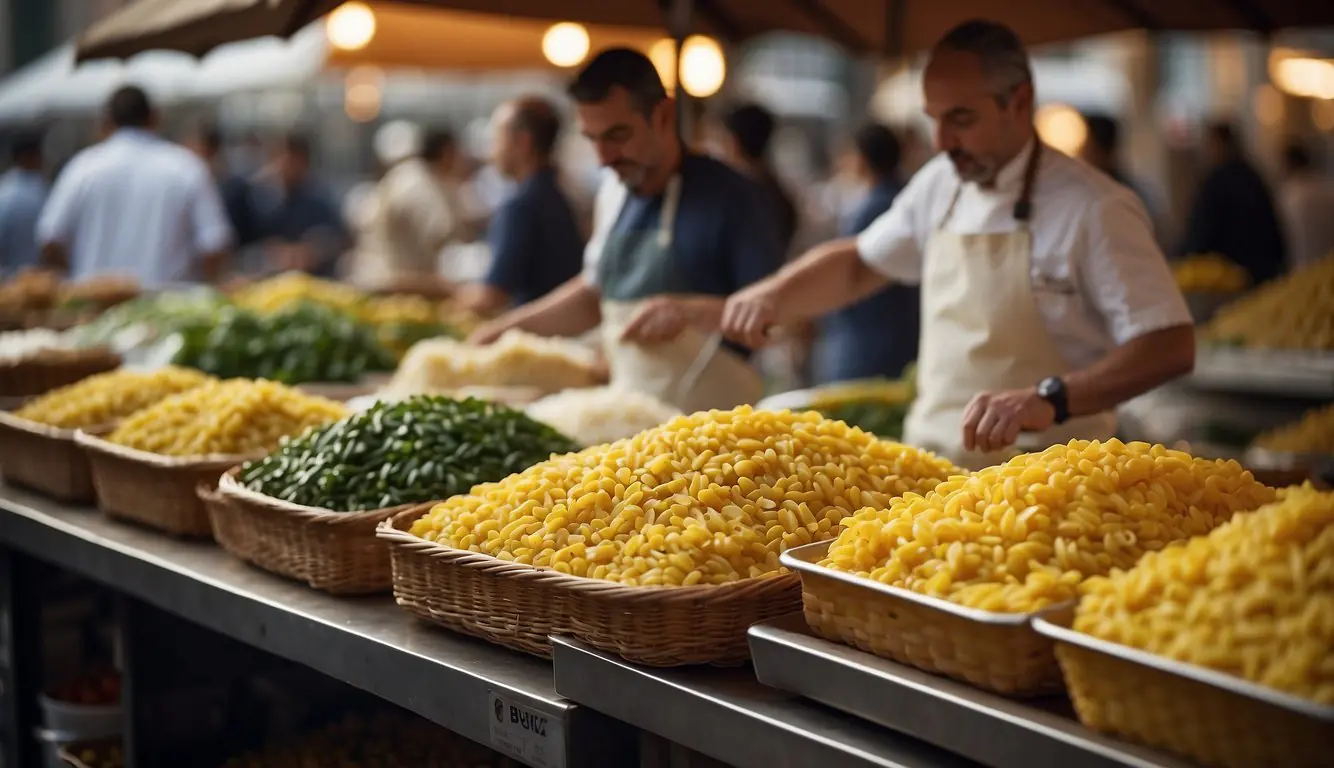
[1075,485,1334,705]
[820,439,1277,613]
[410,407,960,586]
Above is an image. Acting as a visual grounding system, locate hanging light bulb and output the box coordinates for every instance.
[1034,103,1087,156]
[542,22,590,68]
[327,2,377,51]
[679,35,725,98]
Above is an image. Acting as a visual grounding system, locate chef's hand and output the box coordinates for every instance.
[621,296,687,345]
[721,281,781,349]
[467,318,509,346]
[962,387,1056,453]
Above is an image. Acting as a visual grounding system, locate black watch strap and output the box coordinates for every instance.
[1037,376,1070,425]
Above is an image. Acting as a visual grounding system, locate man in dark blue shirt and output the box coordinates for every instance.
[814,123,919,383]
[462,97,585,314]
[249,133,347,278]
[469,48,783,411]
[1179,121,1286,286]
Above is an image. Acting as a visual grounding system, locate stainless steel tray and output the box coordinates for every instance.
[1189,347,1334,399]
[749,613,1194,768]
[1032,612,1334,723]
[781,540,1073,626]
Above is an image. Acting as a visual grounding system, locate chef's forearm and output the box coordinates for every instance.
[676,295,725,330]
[493,276,601,338]
[1065,324,1195,416]
[771,239,891,322]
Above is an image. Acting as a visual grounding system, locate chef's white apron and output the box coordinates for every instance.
[904,143,1116,469]
[597,175,765,414]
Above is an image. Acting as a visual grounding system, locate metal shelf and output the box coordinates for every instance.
[748,614,1194,768]
[0,485,632,768]
[551,636,979,768]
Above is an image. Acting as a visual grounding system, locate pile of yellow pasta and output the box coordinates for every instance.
[1075,484,1334,705]
[232,272,363,315]
[1172,253,1249,293]
[107,379,348,457]
[410,407,960,586]
[15,366,213,429]
[820,439,1277,613]
[1253,403,1334,454]
[1205,252,1334,349]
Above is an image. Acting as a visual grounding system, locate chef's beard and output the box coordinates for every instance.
[611,161,649,193]
[948,150,992,184]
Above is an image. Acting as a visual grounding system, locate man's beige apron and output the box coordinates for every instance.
[905,143,1116,470]
[597,175,764,414]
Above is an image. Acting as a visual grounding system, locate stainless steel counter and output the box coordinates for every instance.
[749,614,1192,768]
[551,636,981,768]
[0,485,632,768]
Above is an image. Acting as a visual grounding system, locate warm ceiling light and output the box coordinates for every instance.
[648,38,677,93]
[680,35,725,98]
[1272,57,1334,100]
[1034,103,1087,157]
[327,2,376,51]
[542,22,590,68]
[647,36,726,98]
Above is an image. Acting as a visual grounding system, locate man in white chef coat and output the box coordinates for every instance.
[721,20,1195,469]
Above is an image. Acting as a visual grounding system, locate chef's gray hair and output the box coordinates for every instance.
[934,20,1033,107]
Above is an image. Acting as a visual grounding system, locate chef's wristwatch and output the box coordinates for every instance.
[1036,376,1070,425]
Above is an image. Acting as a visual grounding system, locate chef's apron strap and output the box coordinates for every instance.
[1013,140,1044,224]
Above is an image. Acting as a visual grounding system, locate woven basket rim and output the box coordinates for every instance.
[0,409,114,439]
[0,345,120,372]
[216,467,423,525]
[74,430,264,469]
[377,505,800,603]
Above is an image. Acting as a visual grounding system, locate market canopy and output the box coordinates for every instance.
[76,0,1334,62]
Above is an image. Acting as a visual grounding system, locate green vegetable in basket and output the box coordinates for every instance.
[239,395,580,511]
[820,400,909,440]
[172,302,395,384]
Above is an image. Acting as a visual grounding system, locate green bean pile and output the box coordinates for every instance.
[239,395,579,511]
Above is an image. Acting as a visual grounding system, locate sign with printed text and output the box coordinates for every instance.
[487,691,566,768]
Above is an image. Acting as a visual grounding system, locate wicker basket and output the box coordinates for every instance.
[75,432,255,538]
[378,508,802,665]
[0,347,121,399]
[209,469,415,594]
[0,410,109,503]
[1034,612,1334,768]
[782,540,1067,697]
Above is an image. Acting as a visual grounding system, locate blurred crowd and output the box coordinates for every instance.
[1,76,1332,388]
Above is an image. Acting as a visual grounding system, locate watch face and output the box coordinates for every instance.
[1038,377,1059,398]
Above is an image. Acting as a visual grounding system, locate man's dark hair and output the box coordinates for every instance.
[567,48,667,117]
[511,97,562,157]
[1206,121,1238,151]
[1082,113,1119,154]
[10,131,42,165]
[198,123,224,156]
[107,85,153,128]
[282,132,312,162]
[421,129,456,163]
[722,103,777,161]
[1282,142,1312,172]
[934,20,1032,107]
[853,123,901,181]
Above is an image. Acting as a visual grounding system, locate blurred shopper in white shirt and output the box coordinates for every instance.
[1278,142,1334,270]
[348,123,475,295]
[37,86,232,287]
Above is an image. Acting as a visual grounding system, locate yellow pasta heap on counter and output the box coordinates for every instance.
[15,366,213,429]
[108,379,348,457]
[821,439,1277,613]
[1253,402,1334,454]
[410,407,960,586]
[1075,485,1334,705]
